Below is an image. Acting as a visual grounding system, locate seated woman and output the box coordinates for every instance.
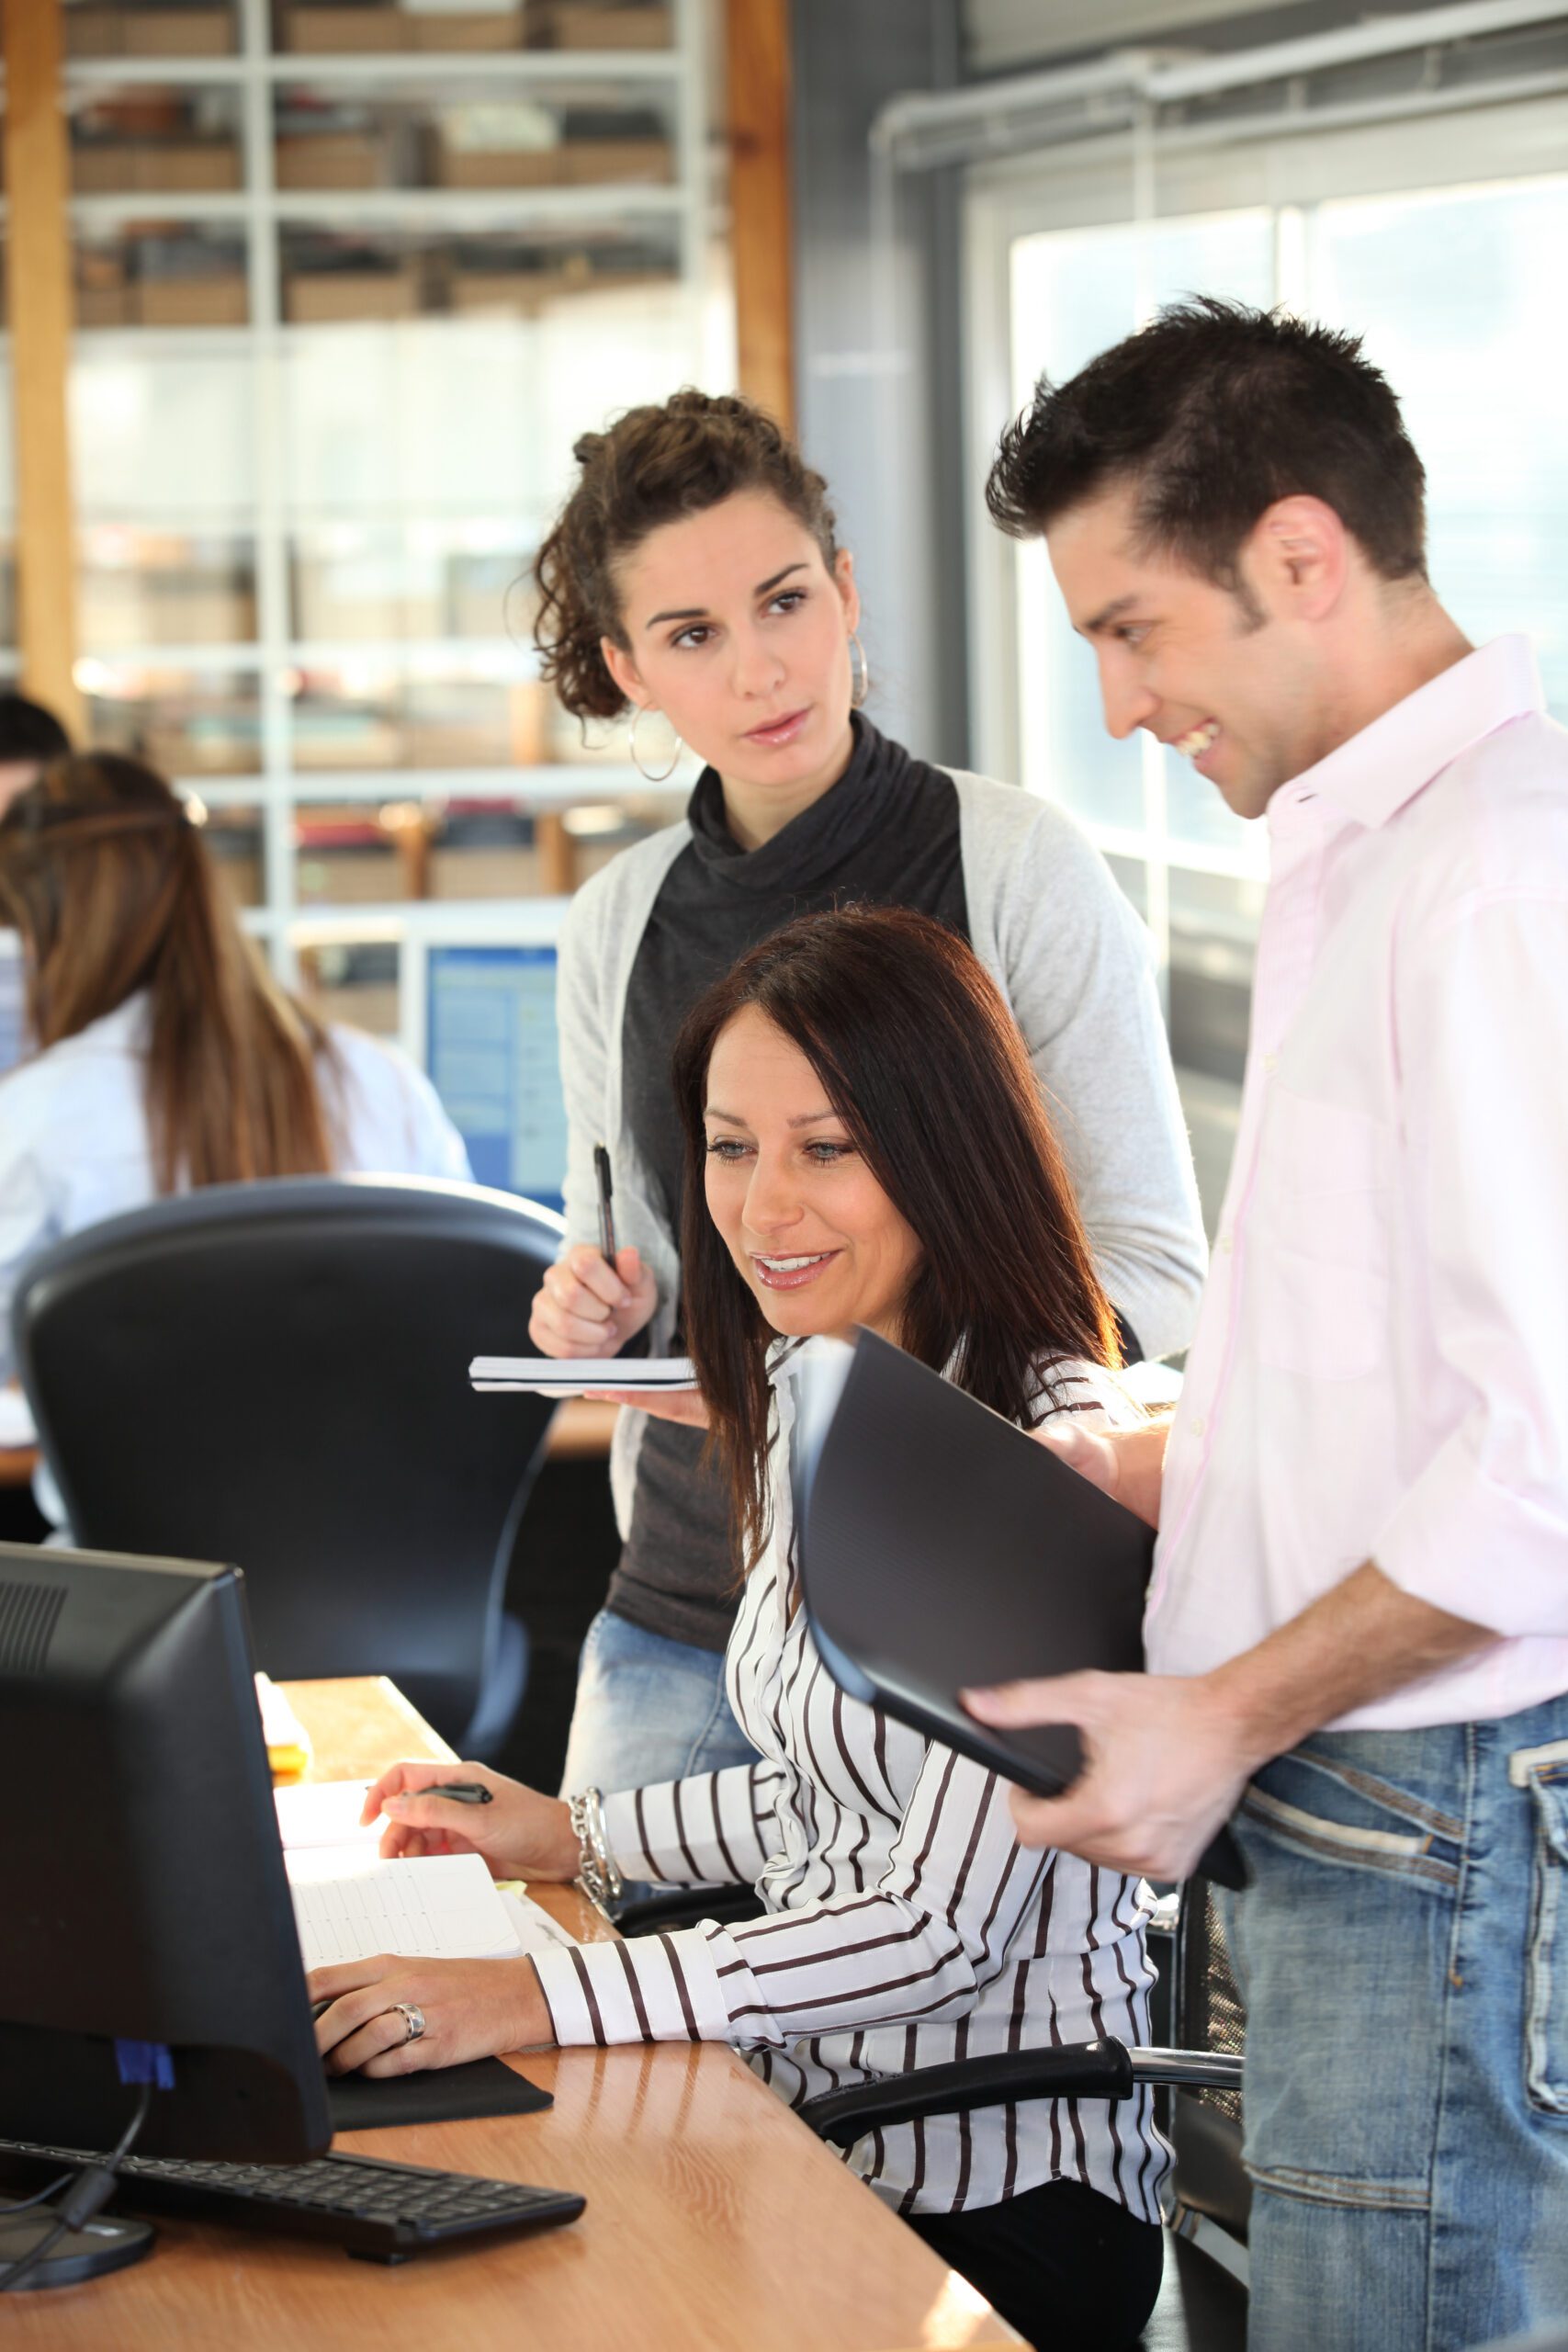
[312,906,1168,2350]
[0,753,468,1448]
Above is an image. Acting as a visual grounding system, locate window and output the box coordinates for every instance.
[969,133,1568,1229]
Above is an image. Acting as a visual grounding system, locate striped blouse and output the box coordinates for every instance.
[530,1351,1170,2222]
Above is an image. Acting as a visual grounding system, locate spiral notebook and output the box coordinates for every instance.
[469,1354,696,1396]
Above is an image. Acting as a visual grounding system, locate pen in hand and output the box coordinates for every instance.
[411,1781,494,1805]
[593,1145,618,1268]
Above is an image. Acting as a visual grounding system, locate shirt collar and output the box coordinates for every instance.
[1269,635,1543,837]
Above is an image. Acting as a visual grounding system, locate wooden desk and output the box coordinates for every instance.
[9,1677,1018,2352]
[0,1447,38,1489]
[543,1396,619,1460]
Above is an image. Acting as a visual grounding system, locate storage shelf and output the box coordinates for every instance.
[62,50,682,89]
[78,636,544,673]
[186,762,683,806]
[69,184,684,227]
[243,895,572,941]
[36,0,713,988]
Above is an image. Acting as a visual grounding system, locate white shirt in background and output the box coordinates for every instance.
[0,989,470,1396]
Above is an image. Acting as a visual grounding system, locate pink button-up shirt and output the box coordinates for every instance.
[1144,637,1568,1729]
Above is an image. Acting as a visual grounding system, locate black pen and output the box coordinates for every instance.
[416,1781,494,1804]
[593,1144,618,1268]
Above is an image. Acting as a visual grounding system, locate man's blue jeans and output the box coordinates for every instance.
[1221,1693,1568,2352]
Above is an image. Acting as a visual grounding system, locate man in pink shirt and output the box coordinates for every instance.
[969,300,1568,2349]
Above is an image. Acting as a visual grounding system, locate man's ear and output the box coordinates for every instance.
[600,635,648,708]
[1244,494,1350,621]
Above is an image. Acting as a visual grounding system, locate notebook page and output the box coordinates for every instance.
[287,1850,521,1971]
[496,1887,578,1955]
[274,1779,380,1851]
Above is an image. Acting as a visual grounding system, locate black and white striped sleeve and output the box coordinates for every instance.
[601,1761,782,1888]
[532,1741,1043,2052]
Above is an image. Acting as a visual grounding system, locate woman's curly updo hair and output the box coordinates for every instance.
[533,389,839,721]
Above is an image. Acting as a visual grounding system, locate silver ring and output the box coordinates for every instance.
[390,2002,425,2044]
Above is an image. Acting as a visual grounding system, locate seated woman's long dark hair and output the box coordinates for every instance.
[672,906,1119,1569]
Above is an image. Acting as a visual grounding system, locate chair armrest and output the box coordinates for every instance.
[613,1884,766,1936]
[797,2039,1243,2147]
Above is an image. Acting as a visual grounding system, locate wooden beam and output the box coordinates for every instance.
[1,0,84,741]
[725,0,795,437]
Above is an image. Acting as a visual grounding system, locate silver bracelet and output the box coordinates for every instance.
[568,1786,623,1911]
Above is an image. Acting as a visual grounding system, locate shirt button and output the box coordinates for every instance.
[1190,1414,1206,1435]
[1263,1052,1279,1074]
[1219,1232,1234,1254]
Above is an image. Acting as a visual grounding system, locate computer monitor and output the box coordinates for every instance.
[0,933,25,1077]
[0,1544,331,2179]
[425,943,568,1209]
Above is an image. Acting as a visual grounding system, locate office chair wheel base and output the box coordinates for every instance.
[0,2205,156,2289]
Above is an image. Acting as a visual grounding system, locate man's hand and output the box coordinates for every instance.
[1034,1415,1169,1530]
[310,1953,555,2075]
[963,1668,1259,1881]
[529,1242,657,1359]
[964,1564,1494,1880]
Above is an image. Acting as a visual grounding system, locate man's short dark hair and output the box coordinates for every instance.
[986,297,1427,590]
[0,692,71,766]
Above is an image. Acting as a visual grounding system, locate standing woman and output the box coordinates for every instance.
[529,390,1204,1802]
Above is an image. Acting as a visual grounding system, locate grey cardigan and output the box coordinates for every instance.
[555,764,1207,1536]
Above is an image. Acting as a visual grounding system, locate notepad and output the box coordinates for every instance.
[469,1354,697,1396]
[497,1887,578,1955]
[274,1778,381,1851]
[287,1849,523,1971]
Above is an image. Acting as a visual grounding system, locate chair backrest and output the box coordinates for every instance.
[1171,1881,1251,2244]
[15,1176,562,1746]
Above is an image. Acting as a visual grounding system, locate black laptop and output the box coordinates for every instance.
[790,1329,1245,1889]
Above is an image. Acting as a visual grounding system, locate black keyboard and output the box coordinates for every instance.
[0,2139,584,2265]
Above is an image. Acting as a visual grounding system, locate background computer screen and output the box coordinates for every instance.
[425,944,568,1210]
[0,936,25,1078]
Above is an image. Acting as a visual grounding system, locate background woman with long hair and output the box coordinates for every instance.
[313,908,1169,2352]
[0,752,468,1433]
[525,387,1205,1810]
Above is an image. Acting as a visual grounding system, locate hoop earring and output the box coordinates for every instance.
[849,630,870,710]
[629,702,682,784]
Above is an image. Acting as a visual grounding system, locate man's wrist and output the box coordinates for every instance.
[1201,1655,1298,1780]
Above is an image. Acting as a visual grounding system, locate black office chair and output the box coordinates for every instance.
[795,1880,1247,2290]
[614,1884,766,1936]
[1166,1880,1250,2286]
[797,2028,1242,2152]
[14,1174,562,1756]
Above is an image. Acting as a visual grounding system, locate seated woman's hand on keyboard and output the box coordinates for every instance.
[363,1760,580,1880]
[310,1951,556,2076]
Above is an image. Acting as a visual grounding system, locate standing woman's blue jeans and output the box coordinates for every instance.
[1222,1693,1568,2352]
[558,1609,757,1909]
